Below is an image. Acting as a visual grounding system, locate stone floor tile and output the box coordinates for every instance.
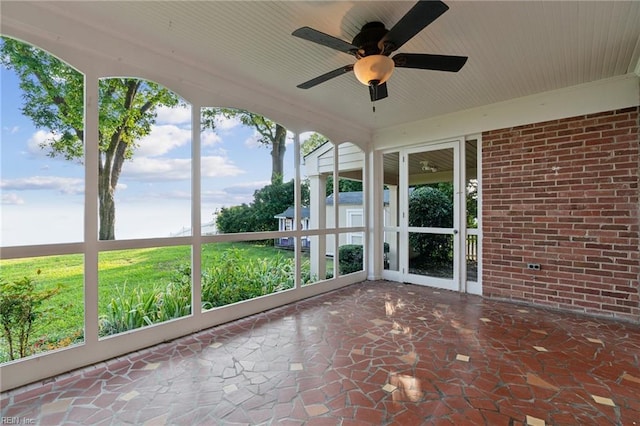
[40,398,72,414]
[117,390,139,401]
[305,403,329,416]
[621,372,640,385]
[526,373,559,391]
[526,414,545,425]
[142,413,168,426]
[591,394,616,406]
[382,383,398,393]
[2,281,639,425]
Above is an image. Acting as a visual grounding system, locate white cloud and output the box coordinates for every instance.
[26,130,56,156]
[1,192,25,205]
[201,129,222,146]
[201,156,245,178]
[135,124,191,157]
[244,131,262,149]
[122,155,244,181]
[215,115,242,131]
[0,176,84,195]
[2,126,20,134]
[155,105,191,125]
[123,157,192,181]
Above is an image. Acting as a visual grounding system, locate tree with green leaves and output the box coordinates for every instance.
[215,203,256,234]
[216,179,310,234]
[301,132,329,157]
[1,37,183,240]
[202,108,287,184]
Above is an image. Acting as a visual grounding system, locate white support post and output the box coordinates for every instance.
[191,105,202,317]
[293,132,302,288]
[367,149,383,280]
[84,74,99,346]
[309,174,327,279]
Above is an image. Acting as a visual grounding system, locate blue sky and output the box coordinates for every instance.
[1,65,297,246]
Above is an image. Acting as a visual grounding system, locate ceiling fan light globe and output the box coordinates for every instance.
[353,55,394,86]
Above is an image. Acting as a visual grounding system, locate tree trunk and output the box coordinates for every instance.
[4,325,15,360]
[99,183,116,240]
[97,80,139,240]
[271,124,287,184]
[98,143,120,240]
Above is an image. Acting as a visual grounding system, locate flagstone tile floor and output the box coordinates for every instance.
[2,280,640,425]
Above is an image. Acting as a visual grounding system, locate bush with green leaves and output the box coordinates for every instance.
[338,244,364,275]
[98,249,299,334]
[0,275,60,360]
[87,244,310,336]
[201,248,295,309]
[408,185,454,266]
[99,281,191,336]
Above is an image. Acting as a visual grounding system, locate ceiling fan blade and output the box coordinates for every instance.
[393,53,467,72]
[297,65,354,89]
[381,0,449,53]
[292,27,358,55]
[369,82,388,102]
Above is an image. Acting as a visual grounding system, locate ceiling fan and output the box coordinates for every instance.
[292,0,467,102]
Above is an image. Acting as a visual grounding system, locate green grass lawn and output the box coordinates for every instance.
[0,242,307,361]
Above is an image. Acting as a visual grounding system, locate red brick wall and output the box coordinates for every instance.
[482,107,639,321]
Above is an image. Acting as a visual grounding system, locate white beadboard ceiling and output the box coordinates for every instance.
[2,1,640,137]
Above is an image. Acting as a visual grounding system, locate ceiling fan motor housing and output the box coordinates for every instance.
[352,22,389,58]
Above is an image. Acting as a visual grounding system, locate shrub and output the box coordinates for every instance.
[408,186,453,265]
[339,244,363,275]
[98,281,191,336]
[99,284,158,336]
[0,275,60,360]
[201,249,295,309]
[98,249,298,334]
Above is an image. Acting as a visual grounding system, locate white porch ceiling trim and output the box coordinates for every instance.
[374,74,640,149]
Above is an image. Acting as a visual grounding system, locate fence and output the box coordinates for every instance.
[466,234,478,262]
